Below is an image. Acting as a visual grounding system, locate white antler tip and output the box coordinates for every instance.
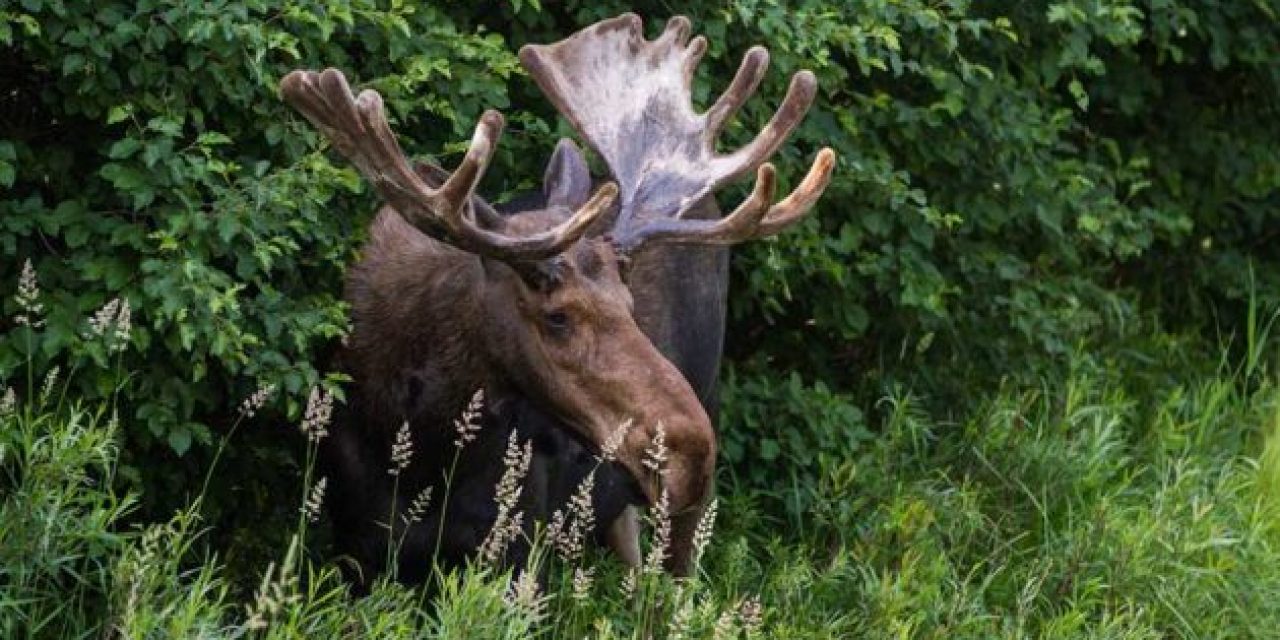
[355,90,382,111]
[815,148,837,172]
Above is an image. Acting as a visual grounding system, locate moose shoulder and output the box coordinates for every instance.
[280,12,833,587]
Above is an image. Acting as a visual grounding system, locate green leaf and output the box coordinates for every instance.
[196,131,233,147]
[167,425,192,456]
[759,438,781,461]
[108,138,142,159]
[1068,78,1089,111]
[107,105,132,125]
[99,163,149,192]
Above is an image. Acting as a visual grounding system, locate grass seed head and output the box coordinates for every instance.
[505,569,545,619]
[711,608,739,640]
[238,383,276,419]
[554,469,597,563]
[620,567,638,599]
[738,595,763,635]
[301,477,327,523]
[480,432,533,563]
[453,388,485,448]
[643,422,669,475]
[113,299,131,348]
[692,498,719,567]
[0,386,15,418]
[243,560,301,631]
[600,418,632,463]
[88,298,134,352]
[667,584,694,640]
[388,420,413,476]
[571,566,595,602]
[403,485,434,525]
[643,487,671,574]
[38,366,60,406]
[14,259,45,328]
[300,386,333,443]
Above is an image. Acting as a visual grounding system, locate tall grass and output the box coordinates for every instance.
[3,338,1279,638]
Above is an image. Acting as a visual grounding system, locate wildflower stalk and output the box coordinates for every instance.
[386,420,413,578]
[295,385,333,554]
[546,418,635,636]
[547,418,638,636]
[636,423,672,639]
[638,488,673,639]
[13,260,43,419]
[478,431,532,565]
[394,485,433,562]
[78,297,132,416]
[429,389,484,580]
[297,438,320,554]
[428,441,463,582]
[199,383,274,505]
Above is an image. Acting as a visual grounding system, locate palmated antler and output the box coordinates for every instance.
[519,13,835,254]
[280,68,618,262]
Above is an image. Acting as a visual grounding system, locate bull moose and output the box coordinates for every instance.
[280,13,834,587]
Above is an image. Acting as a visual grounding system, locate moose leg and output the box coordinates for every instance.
[322,422,393,594]
[605,506,643,567]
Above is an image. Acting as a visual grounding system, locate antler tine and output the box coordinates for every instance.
[281,68,613,262]
[704,46,769,141]
[659,15,693,47]
[616,148,836,253]
[755,147,836,236]
[411,162,506,230]
[717,70,819,182]
[432,109,503,219]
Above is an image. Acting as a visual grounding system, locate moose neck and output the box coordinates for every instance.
[343,208,495,431]
[628,199,731,422]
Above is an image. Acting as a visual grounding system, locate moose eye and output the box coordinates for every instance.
[543,310,571,334]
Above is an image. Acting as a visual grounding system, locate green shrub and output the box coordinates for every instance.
[0,403,134,637]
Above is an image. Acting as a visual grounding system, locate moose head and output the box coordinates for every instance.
[280,12,833,575]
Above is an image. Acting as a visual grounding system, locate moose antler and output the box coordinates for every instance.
[519,14,834,254]
[281,68,618,262]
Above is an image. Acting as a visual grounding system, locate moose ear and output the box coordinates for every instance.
[543,138,593,209]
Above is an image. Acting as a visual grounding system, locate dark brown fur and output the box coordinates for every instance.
[325,202,713,588]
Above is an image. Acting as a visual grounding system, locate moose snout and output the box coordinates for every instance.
[662,415,716,513]
[629,361,716,515]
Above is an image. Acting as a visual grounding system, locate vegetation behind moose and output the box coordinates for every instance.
[282,13,834,588]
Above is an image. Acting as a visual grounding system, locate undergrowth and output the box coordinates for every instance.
[2,264,1279,638]
[3,332,1279,638]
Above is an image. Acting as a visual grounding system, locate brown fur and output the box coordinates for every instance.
[342,204,715,562]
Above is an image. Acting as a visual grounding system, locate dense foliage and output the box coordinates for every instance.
[1,2,1279,636]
